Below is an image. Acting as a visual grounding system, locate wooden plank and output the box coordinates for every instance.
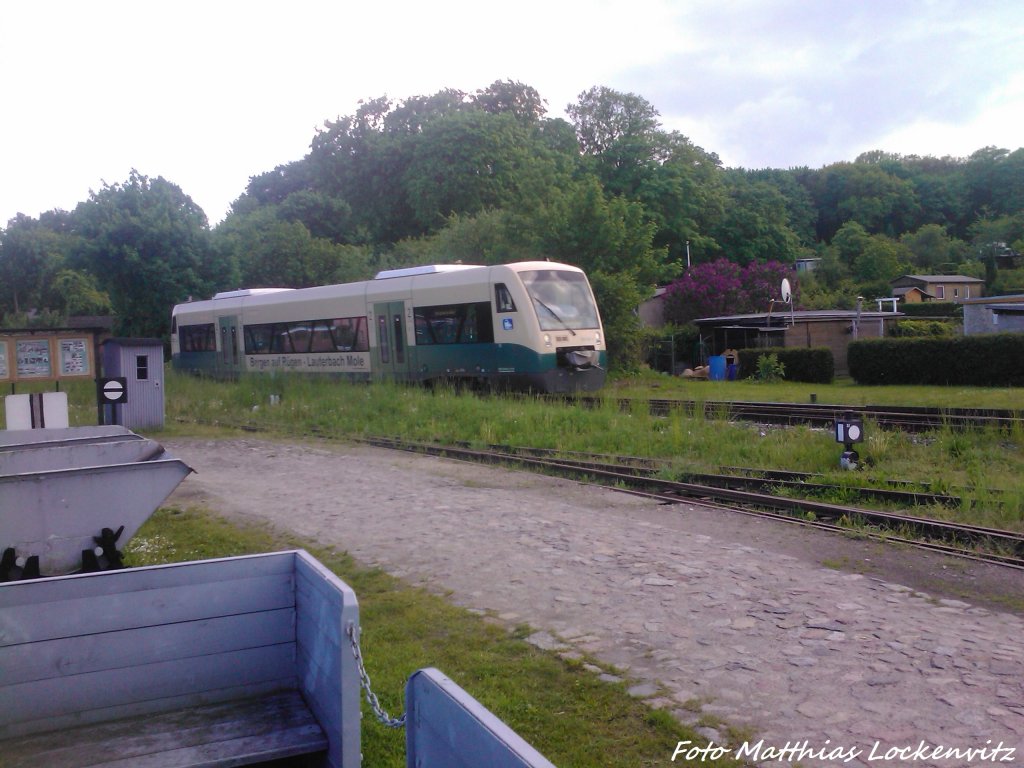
[0,573,295,646]
[294,552,360,768]
[0,644,297,730]
[1,680,295,743]
[0,608,295,687]
[2,691,326,768]
[406,668,556,768]
[0,552,297,611]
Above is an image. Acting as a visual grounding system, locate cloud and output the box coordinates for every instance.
[621,0,1024,168]
[1,0,1021,225]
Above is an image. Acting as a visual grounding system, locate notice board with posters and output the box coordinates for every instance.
[0,333,96,384]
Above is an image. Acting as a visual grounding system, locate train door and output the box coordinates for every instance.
[217,315,243,377]
[373,301,409,381]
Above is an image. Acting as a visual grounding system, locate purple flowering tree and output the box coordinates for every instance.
[662,259,796,324]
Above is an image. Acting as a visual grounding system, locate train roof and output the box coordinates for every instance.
[212,288,293,300]
[173,261,588,316]
[373,264,481,280]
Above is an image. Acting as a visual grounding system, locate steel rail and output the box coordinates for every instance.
[362,437,1024,568]
[456,444,991,509]
[564,396,1024,431]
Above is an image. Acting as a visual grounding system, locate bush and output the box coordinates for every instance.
[736,347,834,384]
[849,334,1024,386]
[889,319,957,338]
[899,302,961,318]
[754,353,785,382]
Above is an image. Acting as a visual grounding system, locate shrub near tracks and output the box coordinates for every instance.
[849,334,1024,386]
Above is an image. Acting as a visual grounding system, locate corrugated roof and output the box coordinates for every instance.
[892,274,985,284]
[693,309,900,324]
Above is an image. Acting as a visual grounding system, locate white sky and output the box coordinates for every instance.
[2,0,1021,227]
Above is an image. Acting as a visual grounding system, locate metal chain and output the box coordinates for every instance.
[346,621,407,728]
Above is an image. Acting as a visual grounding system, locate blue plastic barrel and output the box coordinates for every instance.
[708,355,726,381]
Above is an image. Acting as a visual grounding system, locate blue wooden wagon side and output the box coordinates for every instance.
[0,550,556,768]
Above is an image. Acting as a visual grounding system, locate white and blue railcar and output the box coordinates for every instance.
[171,261,606,393]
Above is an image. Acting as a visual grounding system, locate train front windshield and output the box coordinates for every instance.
[520,270,600,332]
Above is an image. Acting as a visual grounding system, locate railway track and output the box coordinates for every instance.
[363,437,1024,570]
[569,396,1024,431]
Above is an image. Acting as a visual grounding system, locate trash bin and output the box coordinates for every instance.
[708,355,726,381]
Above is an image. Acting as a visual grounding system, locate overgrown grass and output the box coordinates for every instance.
[611,368,1024,410]
[159,371,1024,531]
[124,506,736,767]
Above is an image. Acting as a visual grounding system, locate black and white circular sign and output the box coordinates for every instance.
[99,377,128,404]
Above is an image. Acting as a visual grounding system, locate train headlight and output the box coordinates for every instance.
[595,332,602,345]
[544,334,552,347]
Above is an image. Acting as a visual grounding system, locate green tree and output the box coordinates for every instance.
[216,208,374,288]
[0,213,73,316]
[472,79,547,122]
[51,269,112,316]
[710,173,804,265]
[854,235,908,286]
[70,171,221,339]
[808,161,920,240]
[900,224,969,271]
[566,86,661,158]
[965,147,1024,219]
[403,110,565,231]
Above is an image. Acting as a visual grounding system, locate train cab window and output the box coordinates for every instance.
[495,283,517,312]
[393,314,404,363]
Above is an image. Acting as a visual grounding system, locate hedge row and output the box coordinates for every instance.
[899,302,961,318]
[737,347,835,384]
[848,334,1024,386]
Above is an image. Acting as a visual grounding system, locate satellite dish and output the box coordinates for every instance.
[781,278,792,304]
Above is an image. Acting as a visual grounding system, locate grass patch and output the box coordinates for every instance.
[125,505,741,767]
[156,371,1024,532]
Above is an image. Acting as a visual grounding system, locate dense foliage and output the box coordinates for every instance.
[736,347,835,384]
[849,335,1024,386]
[2,79,1022,369]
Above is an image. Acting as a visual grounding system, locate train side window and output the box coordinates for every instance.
[180,323,215,352]
[310,322,335,352]
[378,315,390,363]
[285,321,312,353]
[221,325,229,363]
[459,302,494,343]
[231,327,238,363]
[393,314,404,363]
[495,283,517,312]
[414,302,493,345]
[330,317,369,352]
[245,325,270,354]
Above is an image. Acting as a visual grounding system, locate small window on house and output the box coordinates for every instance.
[936,286,945,299]
[954,288,960,299]
[136,354,149,381]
